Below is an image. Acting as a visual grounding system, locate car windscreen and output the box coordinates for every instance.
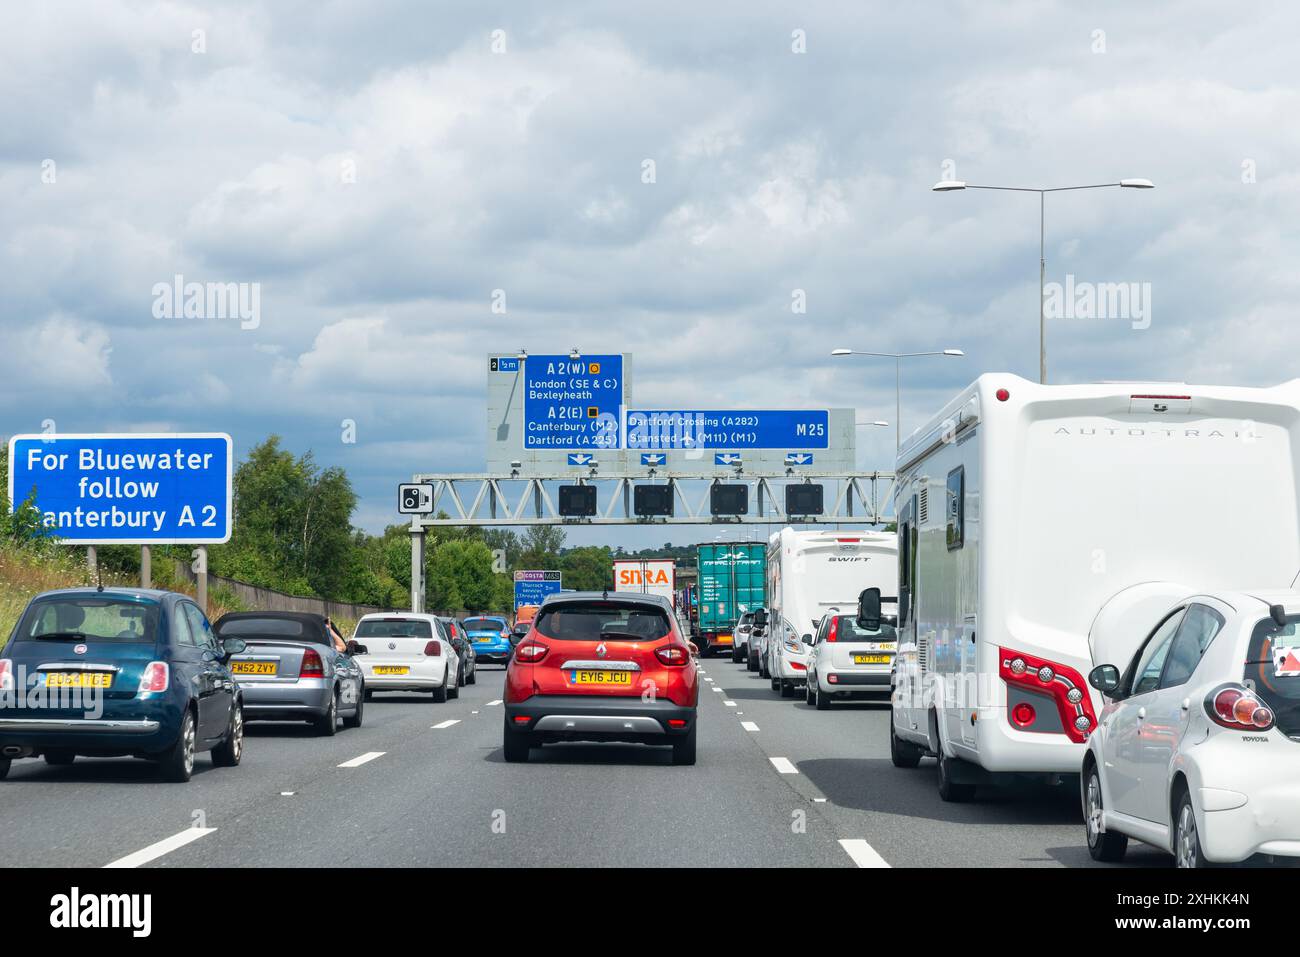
[16,596,160,643]
[1246,617,1300,736]
[356,618,434,640]
[535,602,671,641]
[463,618,503,631]
[834,615,897,642]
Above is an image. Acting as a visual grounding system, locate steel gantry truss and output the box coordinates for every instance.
[404,470,896,611]
[406,470,896,527]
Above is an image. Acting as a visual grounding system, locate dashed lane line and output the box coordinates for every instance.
[769,757,799,774]
[337,751,386,768]
[104,827,217,869]
[839,839,891,868]
[432,719,461,729]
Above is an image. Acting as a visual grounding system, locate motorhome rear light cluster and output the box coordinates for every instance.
[998,648,1097,743]
[1011,702,1036,727]
[1205,684,1275,731]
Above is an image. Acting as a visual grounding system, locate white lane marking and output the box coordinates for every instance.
[814,797,828,803]
[104,827,216,869]
[280,791,296,796]
[471,710,479,714]
[431,719,460,729]
[724,700,737,707]
[741,721,760,732]
[769,757,799,774]
[839,838,891,868]
[486,699,503,706]
[338,751,386,768]
[704,677,714,683]
[711,686,724,693]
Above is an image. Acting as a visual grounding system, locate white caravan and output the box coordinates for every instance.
[765,528,897,697]
[889,374,1300,801]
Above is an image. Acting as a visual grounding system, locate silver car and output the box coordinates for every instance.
[215,612,365,735]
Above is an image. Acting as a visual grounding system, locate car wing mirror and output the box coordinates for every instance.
[219,637,247,661]
[347,640,368,655]
[802,633,814,645]
[1088,664,1122,697]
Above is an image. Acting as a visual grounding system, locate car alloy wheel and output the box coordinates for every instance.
[1175,797,1202,868]
[182,714,196,776]
[230,705,243,761]
[1085,774,1103,846]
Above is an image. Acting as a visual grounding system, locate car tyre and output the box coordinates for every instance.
[936,750,976,803]
[1084,764,1127,862]
[0,757,9,780]
[449,665,462,700]
[364,689,374,702]
[502,716,532,763]
[44,751,76,766]
[432,669,449,703]
[805,679,815,705]
[731,646,743,664]
[814,680,831,710]
[343,688,364,729]
[747,651,758,673]
[314,688,340,736]
[779,679,794,698]
[1174,791,1211,868]
[671,723,697,766]
[212,701,244,767]
[467,666,477,686]
[159,709,197,783]
[889,710,924,769]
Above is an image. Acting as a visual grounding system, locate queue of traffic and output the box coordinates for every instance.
[0,594,509,782]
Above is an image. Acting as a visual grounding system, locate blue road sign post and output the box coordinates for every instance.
[523,354,623,451]
[513,570,562,611]
[625,410,830,450]
[7,433,233,545]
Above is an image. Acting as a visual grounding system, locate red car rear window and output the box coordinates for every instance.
[536,603,671,642]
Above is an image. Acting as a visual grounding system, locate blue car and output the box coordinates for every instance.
[0,588,246,783]
[461,615,513,664]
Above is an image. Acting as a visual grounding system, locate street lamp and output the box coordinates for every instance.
[932,177,1154,384]
[832,349,964,450]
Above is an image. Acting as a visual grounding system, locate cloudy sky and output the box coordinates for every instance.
[3,1,1297,540]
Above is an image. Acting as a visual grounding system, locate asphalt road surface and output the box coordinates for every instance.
[0,658,1173,868]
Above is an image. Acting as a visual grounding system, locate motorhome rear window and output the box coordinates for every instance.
[1246,617,1300,737]
[356,619,434,639]
[536,603,671,641]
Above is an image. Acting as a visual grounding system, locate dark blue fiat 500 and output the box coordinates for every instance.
[0,588,246,783]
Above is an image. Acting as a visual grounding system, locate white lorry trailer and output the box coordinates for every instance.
[889,374,1300,801]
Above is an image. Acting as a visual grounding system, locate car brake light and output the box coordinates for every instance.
[138,661,170,693]
[424,640,442,657]
[999,647,1096,743]
[514,642,549,663]
[655,645,689,666]
[0,659,13,692]
[513,715,531,725]
[300,648,325,678]
[1206,684,1274,731]
[827,673,838,684]
[667,719,687,729]
[827,617,839,642]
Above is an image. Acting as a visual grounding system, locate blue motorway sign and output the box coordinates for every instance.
[7,433,233,545]
[625,410,830,450]
[514,570,562,610]
[523,354,623,450]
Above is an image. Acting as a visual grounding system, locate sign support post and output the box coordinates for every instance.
[86,545,97,581]
[140,545,151,589]
[410,527,426,613]
[194,546,208,612]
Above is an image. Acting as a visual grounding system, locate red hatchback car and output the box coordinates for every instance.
[503,591,699,764]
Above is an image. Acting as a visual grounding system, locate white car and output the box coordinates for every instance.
[352,613,460,703]
[1083,590,1300,867]
[804,612,897,709]
[730,612,755,664]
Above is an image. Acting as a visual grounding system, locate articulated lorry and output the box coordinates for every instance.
[696,543,767,658]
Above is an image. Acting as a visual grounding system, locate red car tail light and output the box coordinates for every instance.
[423,640,442,657]
[999,647,1096,743]
[667,719,687,729]
[514,642,549,663]
[300,648,325,678]
[826,617,839,642]
[0,659,14,692]
[138,661,170,693]
[513,715,531,725]
[655,645,689,666]
[1206,684,1275,731]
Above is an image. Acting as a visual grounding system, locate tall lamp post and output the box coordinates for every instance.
[831,349,964,450]
[932,177,1154,384]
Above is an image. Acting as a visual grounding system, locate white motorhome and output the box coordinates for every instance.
[765,528,897,697]
[889,374,1300,802]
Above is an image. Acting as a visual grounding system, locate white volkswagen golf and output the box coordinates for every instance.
[351,613,460,703]
[1083,591,1300,867]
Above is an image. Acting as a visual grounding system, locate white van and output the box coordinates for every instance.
[889,374,1300,801]
[764,528,897,697]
